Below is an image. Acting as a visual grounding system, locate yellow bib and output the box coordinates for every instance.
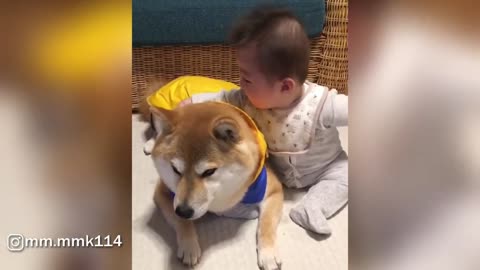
[147,76,238,110]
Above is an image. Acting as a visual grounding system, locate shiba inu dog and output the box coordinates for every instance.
[149,101,283,270]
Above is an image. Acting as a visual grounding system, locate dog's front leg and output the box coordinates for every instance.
[257,181,283,270]
[154,181,201,267]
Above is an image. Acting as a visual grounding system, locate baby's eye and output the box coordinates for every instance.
[242,77,251,84]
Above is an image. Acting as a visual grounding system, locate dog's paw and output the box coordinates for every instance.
[177,236,201,267]
[257,247,282,270]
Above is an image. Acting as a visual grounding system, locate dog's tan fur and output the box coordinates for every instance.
[149,101,283,269]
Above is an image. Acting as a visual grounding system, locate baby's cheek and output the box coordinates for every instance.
[248,97,264,109]
[243,89,256,102]
[239,81,246,90]
[242,85,252,95]
[257,92,273,107]
[244,89,267,108]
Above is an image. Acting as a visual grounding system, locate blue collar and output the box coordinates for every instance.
[169,166,268,204]
[241,166,267,204]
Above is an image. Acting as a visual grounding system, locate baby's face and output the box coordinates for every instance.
[237,46,285,109]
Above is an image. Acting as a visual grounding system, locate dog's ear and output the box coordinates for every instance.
[212,117,240,144]
[150,106,177,136]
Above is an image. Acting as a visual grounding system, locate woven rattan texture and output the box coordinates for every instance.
[131,0,348,110]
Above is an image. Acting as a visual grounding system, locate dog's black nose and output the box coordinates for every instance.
[175,204,194,219]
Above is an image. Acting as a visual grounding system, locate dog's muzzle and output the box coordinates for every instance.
[175,204,194,219]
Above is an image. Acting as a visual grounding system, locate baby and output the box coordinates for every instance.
[180,7,348,234]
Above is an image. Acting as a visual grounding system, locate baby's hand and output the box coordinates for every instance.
[178,98,192,107]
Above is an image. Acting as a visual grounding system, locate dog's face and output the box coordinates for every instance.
[150,102,260,220]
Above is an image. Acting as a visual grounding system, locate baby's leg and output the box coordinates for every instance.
[290,152,348,234]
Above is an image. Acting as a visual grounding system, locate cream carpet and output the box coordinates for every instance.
[132,115,348,270]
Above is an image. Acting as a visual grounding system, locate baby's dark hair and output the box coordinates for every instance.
[230,6,310,84]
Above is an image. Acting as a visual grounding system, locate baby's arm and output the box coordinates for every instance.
[319,89,348,128]
[188,89,246,108]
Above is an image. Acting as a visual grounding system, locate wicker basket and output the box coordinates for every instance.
[132,0,348,110]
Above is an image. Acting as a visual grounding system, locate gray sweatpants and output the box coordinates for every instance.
[279,151,348,234]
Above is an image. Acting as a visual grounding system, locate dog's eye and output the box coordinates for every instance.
[171,164,182,175]
[201,168,217,178]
